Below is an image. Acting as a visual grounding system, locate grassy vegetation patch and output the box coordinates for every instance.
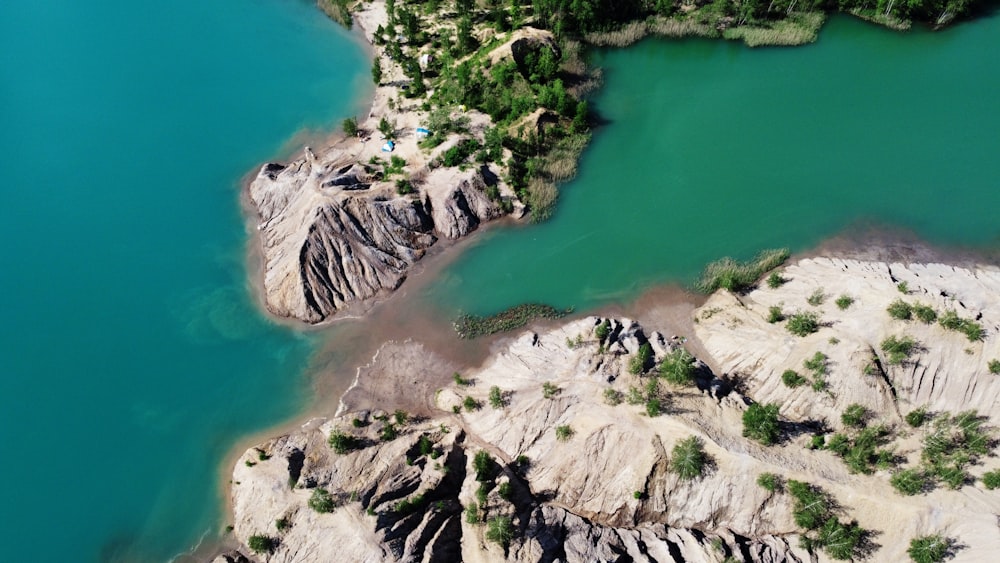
[695,248,790,293]
[722,12,826,47]
[454,303,571,338]
[787,312,820,337]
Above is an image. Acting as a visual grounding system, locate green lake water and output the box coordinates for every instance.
[428,15,1000,315]
[2,2,999,562]
[0,0,365,561]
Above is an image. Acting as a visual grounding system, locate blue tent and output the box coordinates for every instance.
[381,140,395,152]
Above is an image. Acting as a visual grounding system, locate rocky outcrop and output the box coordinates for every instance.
[227,318,808,562]
[249,148,502,323]
[227,259,1000,562]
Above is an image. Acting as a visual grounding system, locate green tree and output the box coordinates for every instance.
[595,319,612,341]
[485,516,514,549]
[907,534,950,563]
[818,517,864,560]
[743,403,781,445]
[628,342,653,374]
[308,487,337,513]
[372,57,382,86]
[660,347,695,385]
[248,534,277,554]
[841,404,868,428]
[670,436,707,480]
[489,385,504,409]
[473,450,494,481]
[342,117,359,136]
[891,468,927,496]
[328,429,361,454]
[378,117,395,139]
[757,472,781,492]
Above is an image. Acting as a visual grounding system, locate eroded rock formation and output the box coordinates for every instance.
[249,148,503,323]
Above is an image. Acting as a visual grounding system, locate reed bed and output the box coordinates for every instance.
[454,304,572,339]
[723,13,827,47]
[696,248,791,293]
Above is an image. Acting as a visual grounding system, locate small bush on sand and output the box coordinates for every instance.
[787,312,820,337]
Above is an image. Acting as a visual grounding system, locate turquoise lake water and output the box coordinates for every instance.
[429,15,1000,315]
[2,2,999,561]
[0,0,365,561]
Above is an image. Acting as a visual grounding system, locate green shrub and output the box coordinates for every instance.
[393,493,426,515]
[887,299,913,320]
[743,403,781,445]
[248,534,277,554]
[328,430,361,454]
[695,248,790,293]
[488,386,504,409]
[881,335,917,365]
[897,281,909,294]
[913,304,937,324]
[308,488,337,513]
[835,295,854,310]
[485,516,514,549]
[453,372,473,386]
[907,534,950,563]
[891,468,927,496]
[603,388,623,405]
[395,178,415,195]
[464,502,480,524]
[378,116,394,139]
[275,517,290,531]
[809,434,826,449]
[766,272,785,288]
[393,409,408,425]
[497,481,512,500]
[473,450,494,482]
[826,433,851,456]
[542,382,560,399]
[475,482,489,505]
[767,305,785,323]
[418,434,434,456]
[817,517,864,560]
[939,310,984,341]
[380,423,399,441]
[757,472,781,492]
[660,347,696,385]
[628,342,653,374]
[787,480,832,530]
[342,117,358,136]
[463,396,480,412]
[803,352,828,375]
[645,397,662,417]
[625,386,644,405]
[990,359,1000,375]
[595,319,612,341]
[807,288,826,306]
[670,436,707,480]
[782,369,806,388]
[787,312,820,336]
[982,470,1000,489]
[555,425,574,441]
[906,407,928,428]
[840,404,868,428]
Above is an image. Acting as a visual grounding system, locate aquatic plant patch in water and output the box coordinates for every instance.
[454,304,572,339]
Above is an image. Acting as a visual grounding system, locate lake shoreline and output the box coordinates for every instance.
[209,3,1000,560]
